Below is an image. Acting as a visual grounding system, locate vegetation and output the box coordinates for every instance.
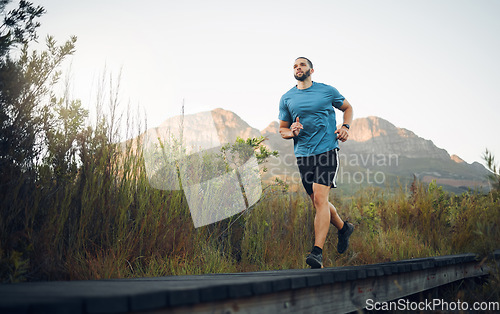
[0,1,498,304]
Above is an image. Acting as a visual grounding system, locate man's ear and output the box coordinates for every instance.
[310,68,315,75]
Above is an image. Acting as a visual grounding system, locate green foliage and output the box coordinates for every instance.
[221,135,278,172]
[0,1,80,282]
[0,34,77,176]
[483,148,500,195]
[363,202,381,236]
[1,0,45,57]
[0,250,30,283]
[45,96,88,180]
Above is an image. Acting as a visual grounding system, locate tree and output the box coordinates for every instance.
[1,0,76,181]
[0,1,78,282]
[45,93,88,181]
[1,0,46,179]
[1,0,45,58]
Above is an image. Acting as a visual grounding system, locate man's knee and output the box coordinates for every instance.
[312,186,329,208]
[314,197,328,209]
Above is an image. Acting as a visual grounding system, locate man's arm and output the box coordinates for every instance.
[335,99,353,142]
[279,117,303,139]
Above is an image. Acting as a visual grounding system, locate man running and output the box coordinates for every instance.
[278,57,354,268]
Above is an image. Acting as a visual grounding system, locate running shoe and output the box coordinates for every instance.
[306,251,323,269]
[337,222,354,254]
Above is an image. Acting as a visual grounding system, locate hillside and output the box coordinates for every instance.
[141,108,490,194]
[262,116,490,193]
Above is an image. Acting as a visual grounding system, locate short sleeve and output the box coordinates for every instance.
[278,95,292,123]
[330,86,345,109]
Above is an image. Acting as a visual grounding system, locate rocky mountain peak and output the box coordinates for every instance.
[262,121,280,135]
[349,116,395,141]
[451,154,465,163]
[343,116,450,160]
[134,108,488,193]
[210,108,261,144]
[348,116,418,142]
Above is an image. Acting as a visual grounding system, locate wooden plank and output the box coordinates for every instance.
[0,254,492,314]
[145,261,489,314]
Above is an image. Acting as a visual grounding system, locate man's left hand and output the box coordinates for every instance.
[335,127,349,142]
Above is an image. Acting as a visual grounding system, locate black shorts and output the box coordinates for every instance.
[297,148,340,195]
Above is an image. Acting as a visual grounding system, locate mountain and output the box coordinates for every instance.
[140,108,490,194]
[209,108,262,143]
[345,116,450,160]
[262,115,490,193]
[130,108,261,155]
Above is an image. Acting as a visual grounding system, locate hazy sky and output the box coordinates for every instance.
[11,0,500,164]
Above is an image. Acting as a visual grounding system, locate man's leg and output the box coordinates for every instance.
[309,192,354,255]
[311,183,331,249]
[305,183,331,268]
[329,202,344,230]
[309,194,344,232]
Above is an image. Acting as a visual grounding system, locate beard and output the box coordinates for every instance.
[294,69,311,81]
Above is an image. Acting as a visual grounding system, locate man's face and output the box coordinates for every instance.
[294,58,313,81]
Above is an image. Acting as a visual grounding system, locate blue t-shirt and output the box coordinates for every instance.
[278,82,345,157]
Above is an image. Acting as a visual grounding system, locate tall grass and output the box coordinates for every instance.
[1,80,499,283]
[1,123,499,282]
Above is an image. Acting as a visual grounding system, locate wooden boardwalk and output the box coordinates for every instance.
[0,251,497,314]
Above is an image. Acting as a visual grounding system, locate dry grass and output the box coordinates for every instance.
[1,132,499,284]
[1,101,499,283]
